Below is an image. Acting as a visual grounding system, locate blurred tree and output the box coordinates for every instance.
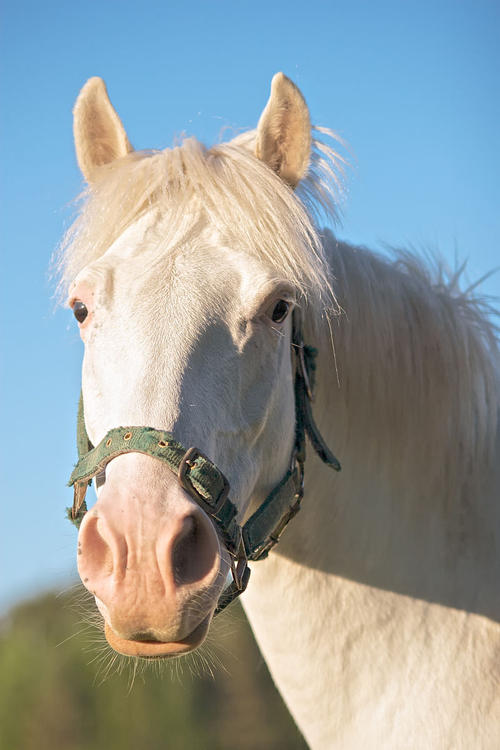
[0,589,307,750]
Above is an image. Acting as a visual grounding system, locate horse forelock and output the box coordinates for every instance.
[55,128,347,321]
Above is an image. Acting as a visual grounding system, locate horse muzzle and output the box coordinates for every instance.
[76,454,228,657]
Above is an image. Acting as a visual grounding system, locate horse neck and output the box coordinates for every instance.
[242,236,499,749]
[298,234,500,618]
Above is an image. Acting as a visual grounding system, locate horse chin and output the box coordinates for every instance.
[103,615,212,659]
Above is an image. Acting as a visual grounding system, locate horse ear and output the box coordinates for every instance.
[73,77,133,182]
[255,73,311,188]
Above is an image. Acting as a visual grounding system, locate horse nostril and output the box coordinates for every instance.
[172,512,218,588]
[77,513,115,589]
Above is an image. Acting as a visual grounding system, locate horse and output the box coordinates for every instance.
[59,73,500,749]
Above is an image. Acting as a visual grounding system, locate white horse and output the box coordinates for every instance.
[60,74,500,749]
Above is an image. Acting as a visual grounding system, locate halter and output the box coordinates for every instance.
[67,310,340,614]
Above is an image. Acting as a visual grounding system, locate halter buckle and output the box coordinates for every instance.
[178,446,230,515]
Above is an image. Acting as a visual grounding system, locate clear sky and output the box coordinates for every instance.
[1,0,499,612]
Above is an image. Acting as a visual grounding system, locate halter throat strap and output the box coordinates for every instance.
[67,310,340,614]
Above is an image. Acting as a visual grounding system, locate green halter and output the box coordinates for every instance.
[67,311,340,614]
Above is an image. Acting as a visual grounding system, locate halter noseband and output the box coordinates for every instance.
[67,310,340,614]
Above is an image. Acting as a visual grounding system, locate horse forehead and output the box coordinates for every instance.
[94,212,275,315]
[102,210,160,263]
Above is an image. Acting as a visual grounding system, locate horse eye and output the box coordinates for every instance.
[271,299,290,324]
[73,300,88,324]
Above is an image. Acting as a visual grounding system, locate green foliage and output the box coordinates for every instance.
[0,588,307,750]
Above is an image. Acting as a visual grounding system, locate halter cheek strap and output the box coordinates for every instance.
[67,310,340,614]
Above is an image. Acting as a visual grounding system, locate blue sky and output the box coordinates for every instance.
[1,0,499,612]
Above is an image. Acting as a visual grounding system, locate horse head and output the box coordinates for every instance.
[65,74,337,658]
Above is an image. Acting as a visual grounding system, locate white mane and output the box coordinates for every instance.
[323,236,499,522]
